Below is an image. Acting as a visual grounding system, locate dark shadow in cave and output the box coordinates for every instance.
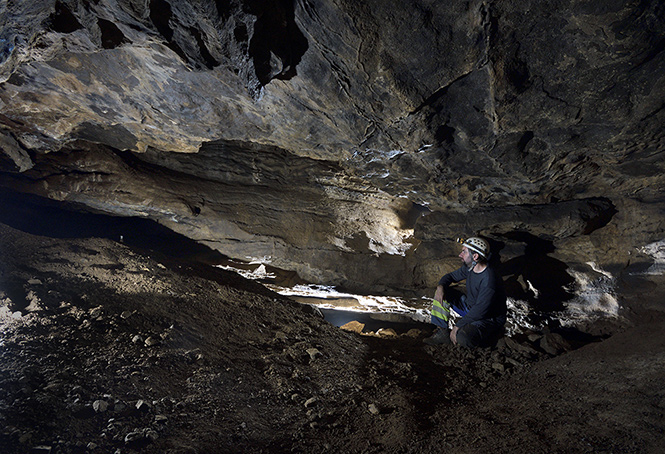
[0,189,294,311]
[455,235,611,352]
[492,232,575,308]
[48,0,83,34]
[0,189,227,265]
[495,231,577,323]
[247,0,309,86]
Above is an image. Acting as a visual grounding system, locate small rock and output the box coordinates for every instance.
[113,401,127,413]
[144,337,160,347]
[93,400,108,413]
[505,336,539,355]
[505,357,523,367]
[89,307,103,319]
[539,332,572,356]
[120,311,133,319]
[25,291,41,312]
[19,433,33,443]
[124,431,143,443]
[527,333,543,343]
[491,362,505,373]
[368,403,380,415]
[145,429,159,441]
[155,415,168,423]
[30,446,52,454]
[403,328,421,338]
[304,397,318,408]
[136,399,151,412]
[27,278,43,285]
[340,321,365,334]
[376,328,397,337]
[131,335,143,344]
[306,348,322,360]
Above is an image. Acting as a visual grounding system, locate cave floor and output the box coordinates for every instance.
[1,221,664,454]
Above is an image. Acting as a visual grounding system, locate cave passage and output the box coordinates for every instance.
[0,189,615,346]
[0,189,430,332]
[0,189,226,265]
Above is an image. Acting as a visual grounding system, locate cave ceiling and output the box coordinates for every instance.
[1,0,664,295]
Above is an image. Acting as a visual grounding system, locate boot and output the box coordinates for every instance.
[423,327,451,345]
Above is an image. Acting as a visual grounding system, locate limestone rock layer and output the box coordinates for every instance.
[1,0,664,300]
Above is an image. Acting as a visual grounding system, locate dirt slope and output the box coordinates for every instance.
[1,222,664,453]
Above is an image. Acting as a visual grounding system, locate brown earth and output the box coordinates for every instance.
[1,220,664,454]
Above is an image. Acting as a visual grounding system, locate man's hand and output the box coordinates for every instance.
[450,326,459,345]
[434,285,444,304]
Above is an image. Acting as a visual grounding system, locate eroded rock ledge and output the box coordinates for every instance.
[1,0,664,303]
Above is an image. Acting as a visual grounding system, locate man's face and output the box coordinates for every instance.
[459,246,475,267]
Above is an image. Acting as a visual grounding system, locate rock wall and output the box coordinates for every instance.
[1,0,664,302]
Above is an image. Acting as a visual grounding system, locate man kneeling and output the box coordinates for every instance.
[425,237,507,348]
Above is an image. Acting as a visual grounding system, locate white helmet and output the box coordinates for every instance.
[457,237,490,260]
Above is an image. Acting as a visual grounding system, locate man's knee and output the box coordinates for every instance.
[456,324,482,348]
[457,323,504,349]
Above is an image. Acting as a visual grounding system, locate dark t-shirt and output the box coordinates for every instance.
[438,265,507,328]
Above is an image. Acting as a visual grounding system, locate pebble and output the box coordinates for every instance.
[93,400,108,413]
[505,336,539,355]
[25,291,42,311]
[505,357,523,367]
[368,403,380,415]
[144,337,160,347]
[114,401,127,413]
[135,399,151,412]
[124,431,143,443]
[19,433,32,443]
[131,335,143,344]
[304,397,318,408]
[492,362,505,372]
[539,333,571,356]
[124,428,158,443]
[89,307,103,319]
[145,429,159,441]
[306,348,322,360]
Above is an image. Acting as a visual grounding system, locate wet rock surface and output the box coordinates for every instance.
[1,221,665,453]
